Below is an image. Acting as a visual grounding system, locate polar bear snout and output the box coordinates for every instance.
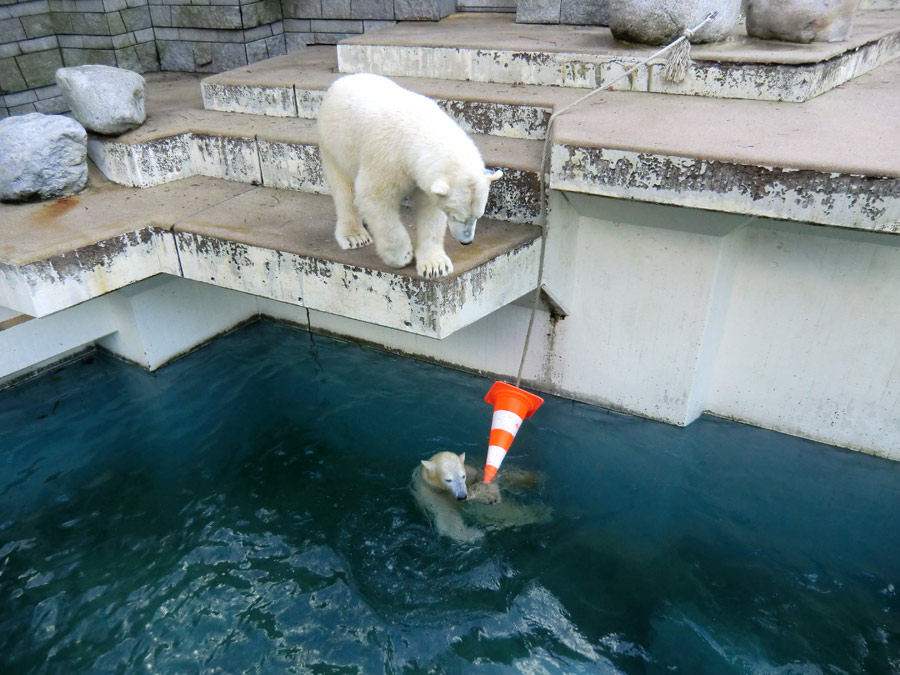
[448,217,477,246]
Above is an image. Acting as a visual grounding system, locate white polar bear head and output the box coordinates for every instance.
[421,451,469,500]
[429,168,504,246]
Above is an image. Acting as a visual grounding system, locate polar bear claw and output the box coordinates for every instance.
[335,222,373,250]
[416,250,453,279]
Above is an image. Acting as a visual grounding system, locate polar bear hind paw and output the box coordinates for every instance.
[416,251,454,279]
[335,222,373,250]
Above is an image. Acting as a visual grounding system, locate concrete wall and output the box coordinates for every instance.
[539,193,900,459]
[274,192,900,459]
[516,0,607,25]
[0,274,258,385]
[0,0,456,117]
[7,191,893,458]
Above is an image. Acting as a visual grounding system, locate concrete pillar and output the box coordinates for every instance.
[97,275,259,370]
[0,298,117,385]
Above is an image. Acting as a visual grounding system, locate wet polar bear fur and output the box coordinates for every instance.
[317,73,503,278]
[412,451,550,544]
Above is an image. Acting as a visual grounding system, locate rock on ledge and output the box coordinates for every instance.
[607,0,743,44]
[0,113,88,203]
[56,65,147,136]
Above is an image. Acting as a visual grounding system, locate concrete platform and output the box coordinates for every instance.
[0,166,541,338]
[552,57,900,232]
[337,11,900,102]
[195,46,900,232]
[201,46,583,140]
[88,72,543,225]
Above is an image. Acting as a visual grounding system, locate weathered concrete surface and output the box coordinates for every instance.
[550,57,900,232]
[87,74,545,225]
[0,164,252,317]
[0,113,88,202]
[337,11,900,101]
[99,60,900,233]
[91,123,542,223]
[172,187,542,338]
[201,46,578,140]
[0,164,542,339]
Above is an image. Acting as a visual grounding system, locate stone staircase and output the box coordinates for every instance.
[5,34,578,340]
[6,10,900,345]
[89,49,556,226]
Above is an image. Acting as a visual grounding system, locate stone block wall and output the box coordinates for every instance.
[151,0,286,73]
[0,0,456,117]
[517,0,608,25]
[1,0,159,116]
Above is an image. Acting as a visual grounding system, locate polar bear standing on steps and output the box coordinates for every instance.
[317,73,503,279]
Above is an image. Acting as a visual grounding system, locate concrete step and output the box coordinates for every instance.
[551,57,900,233]
[0,165,541,339]
[89,73,544,225]
[336,11,900,102]
[200,46,584,141]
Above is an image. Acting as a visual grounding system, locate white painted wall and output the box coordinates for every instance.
[0,299,118,385]
[706,221,900,456]
[261,192,900,459]
[1,275,258,387]
[547,194,750,425]
[97,275,259,370]
[3,193,899,459]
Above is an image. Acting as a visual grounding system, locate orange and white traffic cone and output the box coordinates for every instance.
[483,381,544,483]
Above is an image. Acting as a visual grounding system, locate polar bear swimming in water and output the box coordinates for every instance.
[317,73,503,279]
[412,451,551,544]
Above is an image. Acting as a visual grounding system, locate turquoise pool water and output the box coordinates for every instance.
[1,320,897,674]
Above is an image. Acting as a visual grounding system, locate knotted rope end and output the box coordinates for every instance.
[662,11,718,84]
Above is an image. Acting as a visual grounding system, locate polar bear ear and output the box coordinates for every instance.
[485,169,503,182]
[421,459,435,472]
[458,452,466,464]
[429,179,450,197]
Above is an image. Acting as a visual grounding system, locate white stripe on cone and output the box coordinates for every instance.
[486,445,507,471]
[491,409,523,436]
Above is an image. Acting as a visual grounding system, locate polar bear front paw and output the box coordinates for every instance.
[416,250,454,279]
[335,222,373,250]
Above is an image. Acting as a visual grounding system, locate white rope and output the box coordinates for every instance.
[514,12,717,389]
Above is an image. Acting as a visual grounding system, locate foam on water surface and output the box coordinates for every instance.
[0,321,898,673]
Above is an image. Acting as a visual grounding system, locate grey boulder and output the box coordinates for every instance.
[0,113,88,203]
[56,65,146,135]
[607,0,743,45]
[746,0,859,43]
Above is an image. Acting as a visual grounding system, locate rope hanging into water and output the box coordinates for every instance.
[513,12,718,389]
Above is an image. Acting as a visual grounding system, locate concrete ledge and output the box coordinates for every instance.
[89,127,542,224]
[0,169,542,339]
[549,57,900,232]
[552,145,900,233]
[337,12,900,102]
[200,46,570,140]
[171,186,541,338]
[0,227,179,317]
[87,75,545,224]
